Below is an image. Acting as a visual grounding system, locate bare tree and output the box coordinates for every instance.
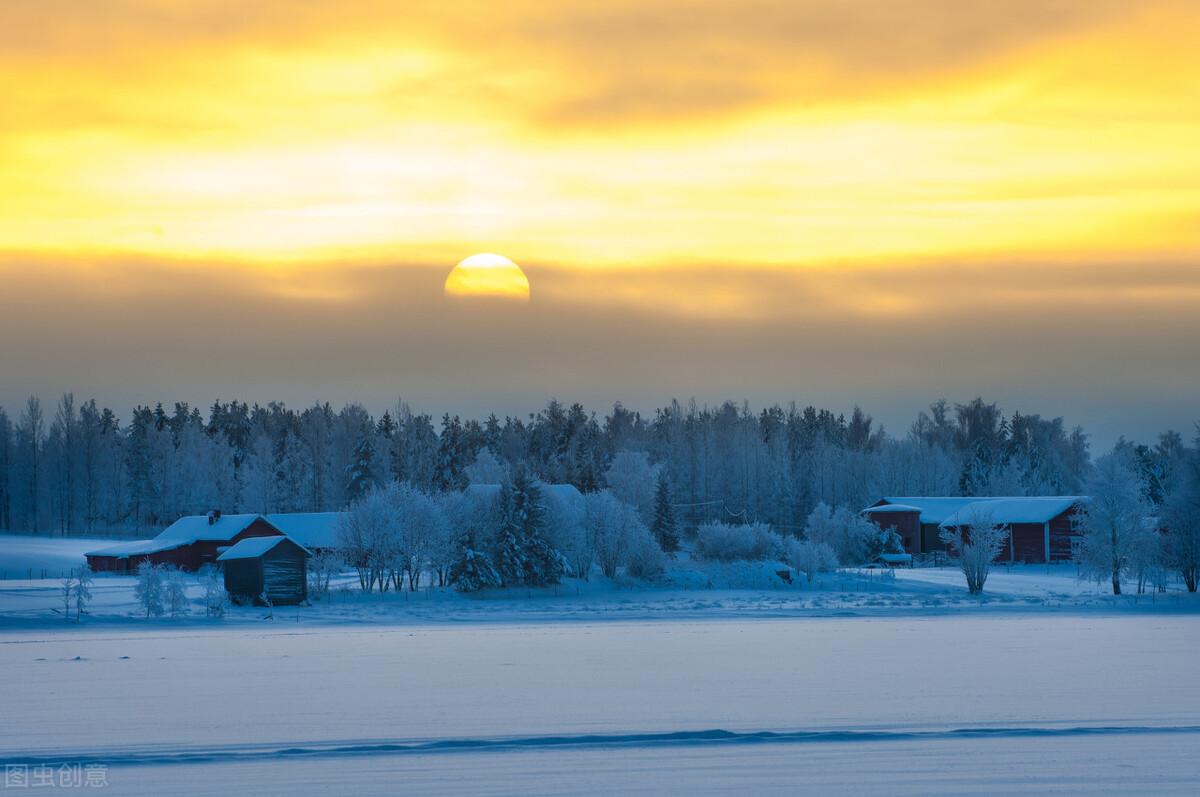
[939,507,1009,595]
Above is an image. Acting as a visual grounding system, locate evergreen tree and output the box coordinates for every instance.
[493,468,562,586]
[436,414,469,491]
[345,435,376,502]
[449,531,502,592]
[652,472,681,553]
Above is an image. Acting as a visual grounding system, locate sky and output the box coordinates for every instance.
[1,0,1198,446]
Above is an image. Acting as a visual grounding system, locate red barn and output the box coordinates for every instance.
[85,512,284,573]
[864,496,1087,563]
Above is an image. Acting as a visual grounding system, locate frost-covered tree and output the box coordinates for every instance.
[448,530,502,592]
[1163,438,1200,592]
[307,550,342,599]
[787,539,839,583]
[388,482,447,591]
[604,450,659,525]
[1074,451,1152,595]
[584,491,659,578]
[803,503,879,565]
[651,472,680,554]
[336,487,398,592]
[493,468,563,587]
[134,562,165,618]
[74,566,92,620]
[464,448,508,485]
[695,521,784,562]
[164,567,189,618]
[345,435,377,503]
[60,571,76,622]
[203,566,228,617]
[939,506,1009,595]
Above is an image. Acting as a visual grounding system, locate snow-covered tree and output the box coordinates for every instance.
[583,491,660,578]
[336,486,399,592]
[1163,442,1200,592]
[60,571,76,622]
[939,506,1009,595]
[307,550,342,599]
[74,566,92,620]
[464,448,508,485]
[493,468,563,587]
[387,482,447,591]
[803,503,879,565]
[604,450,659,525]
[448,529,502,592]
[134,562,165,618]
[164,567,189,618]
[651,472,680,554]
[202,566,228,617]
[344,435,377,503]
[1074,451,1152,595]
[786,539,838,583]
[695,521,783,563]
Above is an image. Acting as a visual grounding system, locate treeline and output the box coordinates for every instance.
[0,393,1192,536]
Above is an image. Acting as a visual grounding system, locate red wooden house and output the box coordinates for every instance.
[863,496,1087,563]
[85,511,284,573]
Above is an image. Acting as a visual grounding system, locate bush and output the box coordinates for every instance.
[695,522,785,562]
[626,533,666,580]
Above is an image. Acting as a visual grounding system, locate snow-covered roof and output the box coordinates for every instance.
[217,535,309,561]
[156,513,266,544]
[871,497,982,524]
[940,497,1085,528]
[863,503,923,514]
[85,538,189,558]
[871,496,1086,526]
[266,512,342,549]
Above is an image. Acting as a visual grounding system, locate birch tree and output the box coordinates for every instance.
[1074,452,1151,595]
[939,506,1009,595]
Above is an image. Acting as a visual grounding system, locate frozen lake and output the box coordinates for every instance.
[3,614,1198,794]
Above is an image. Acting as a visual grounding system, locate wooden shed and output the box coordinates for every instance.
[217,535,310,606]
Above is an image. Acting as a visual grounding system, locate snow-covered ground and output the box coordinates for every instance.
[0,532,128,579]
[2,616,1198,794]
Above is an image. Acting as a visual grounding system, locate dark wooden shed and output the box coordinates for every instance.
[217,536,310,605]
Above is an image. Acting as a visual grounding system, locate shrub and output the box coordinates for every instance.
[695,522,785,562]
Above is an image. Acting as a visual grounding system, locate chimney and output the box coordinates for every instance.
[208,509,221,525]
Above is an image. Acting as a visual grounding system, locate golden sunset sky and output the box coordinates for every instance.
[1,0,1198,440]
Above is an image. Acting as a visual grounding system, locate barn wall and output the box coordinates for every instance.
[1009,523,1046,563]
[921,524,947,553]
[261,542,307,605]
[223,558,264,603]
[865,510,920,554]
[1049,509,1080,561]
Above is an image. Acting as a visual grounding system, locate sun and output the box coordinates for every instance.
[444,253,531,301]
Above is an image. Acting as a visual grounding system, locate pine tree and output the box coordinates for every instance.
[345,435,376,502]
[652,472,681,553]
[449,532,502,592]
[492,523,525,587]
[492,468,563,586]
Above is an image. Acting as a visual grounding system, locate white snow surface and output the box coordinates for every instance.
[2,615,1198,795]
[0,533,126,577]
